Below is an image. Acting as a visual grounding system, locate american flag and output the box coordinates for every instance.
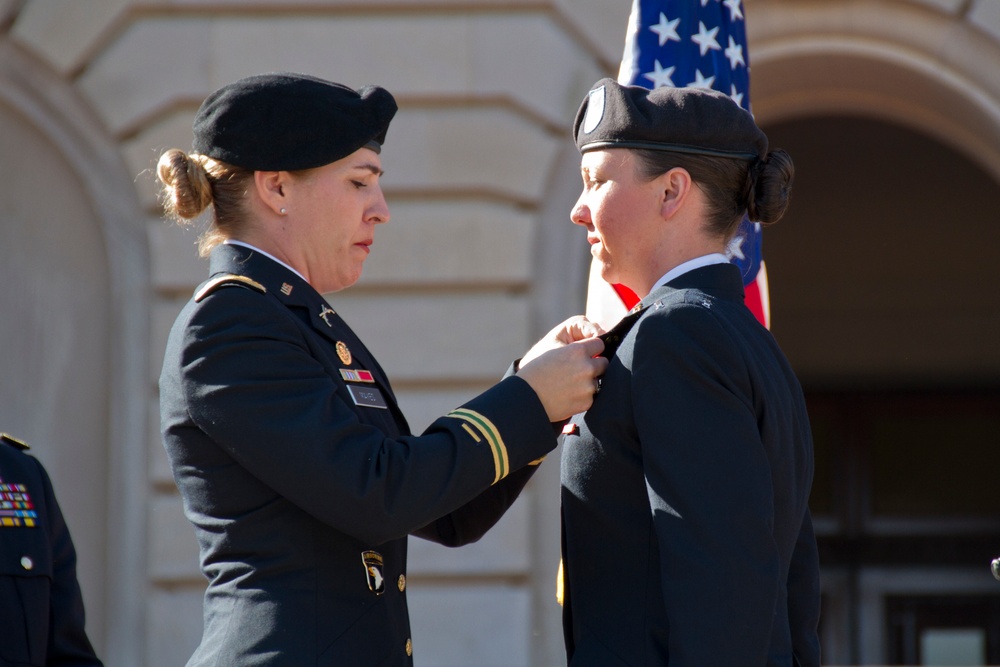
[586,0,771,329]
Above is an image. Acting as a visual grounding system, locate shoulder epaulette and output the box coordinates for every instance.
[194,274,267,302]
[0,432,29,450]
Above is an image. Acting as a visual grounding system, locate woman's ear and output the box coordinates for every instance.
[660,167,693,220]
[254,170,289,216]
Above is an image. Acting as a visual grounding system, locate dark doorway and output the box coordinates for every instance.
[760,116,1000,663]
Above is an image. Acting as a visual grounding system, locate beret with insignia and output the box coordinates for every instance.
[193,72,397,171]
[574,78,766,161]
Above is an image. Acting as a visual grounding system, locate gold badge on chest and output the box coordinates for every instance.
[336,341,352,365]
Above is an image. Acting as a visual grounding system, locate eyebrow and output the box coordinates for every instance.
[355,163,385,177]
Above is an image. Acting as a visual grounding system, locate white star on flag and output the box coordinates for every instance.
[691,21,721,56]
[649,12,681,46]
[725,36,745,69]
[727,233,746,261]
[730,84,744,107]
[724,0,744,21]
[643,60,676,88]
[688,69,716,89]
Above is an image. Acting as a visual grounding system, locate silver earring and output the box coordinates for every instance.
[280,208,287,214]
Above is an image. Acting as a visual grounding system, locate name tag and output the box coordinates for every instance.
[348,385,388,409]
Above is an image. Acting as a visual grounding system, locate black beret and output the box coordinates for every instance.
[192,72,397,171]
[574,78,766,161]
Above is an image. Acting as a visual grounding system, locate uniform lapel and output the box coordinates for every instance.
[207,244,407,426]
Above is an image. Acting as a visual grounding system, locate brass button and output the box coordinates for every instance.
[405,638,412,657]
[397,574,406,592]
[20,556,33,570]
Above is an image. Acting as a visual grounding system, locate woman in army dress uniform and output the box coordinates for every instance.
[156,73,607,666]
[0,432,103,666]
[558,79,821,666]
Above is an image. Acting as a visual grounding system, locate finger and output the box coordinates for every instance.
[567,317,605,341]
[577,318,606,338]
[589,354,609,377]
[574,336,606,358]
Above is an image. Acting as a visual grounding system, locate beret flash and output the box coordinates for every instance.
[574,78,766,161]
[192,72,397,171]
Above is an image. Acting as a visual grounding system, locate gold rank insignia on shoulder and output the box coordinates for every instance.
[336,341,351,365]
[194,274,266,302]
[0,432,29,450]
[362,550,385,595]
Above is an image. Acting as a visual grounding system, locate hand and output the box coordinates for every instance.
[520,316,605,368]
[517,337,609,422]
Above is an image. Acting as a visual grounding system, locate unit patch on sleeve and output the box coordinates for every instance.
[362,550,385,595]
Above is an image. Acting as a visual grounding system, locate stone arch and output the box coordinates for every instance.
[0,40,148,662]
[741,2,1000,380]
[750,2,1000,181]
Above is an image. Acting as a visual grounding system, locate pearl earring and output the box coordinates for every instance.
[280,208,287,214]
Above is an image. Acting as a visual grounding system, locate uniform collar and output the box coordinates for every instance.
[647,262,745,305]
[210,242,313,301]
[649,253,730,293]
[224,239,308,283]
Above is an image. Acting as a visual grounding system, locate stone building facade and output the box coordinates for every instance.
[1,1,998,665]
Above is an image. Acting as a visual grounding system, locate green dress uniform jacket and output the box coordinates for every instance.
[560,263,821,667]
[0,435,103,667]
[160,243,556,666]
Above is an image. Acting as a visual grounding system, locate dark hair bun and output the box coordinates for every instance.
[747,149,794,224]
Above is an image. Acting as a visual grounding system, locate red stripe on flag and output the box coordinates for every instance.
[743,261,771,329]
[612,283,640,311]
